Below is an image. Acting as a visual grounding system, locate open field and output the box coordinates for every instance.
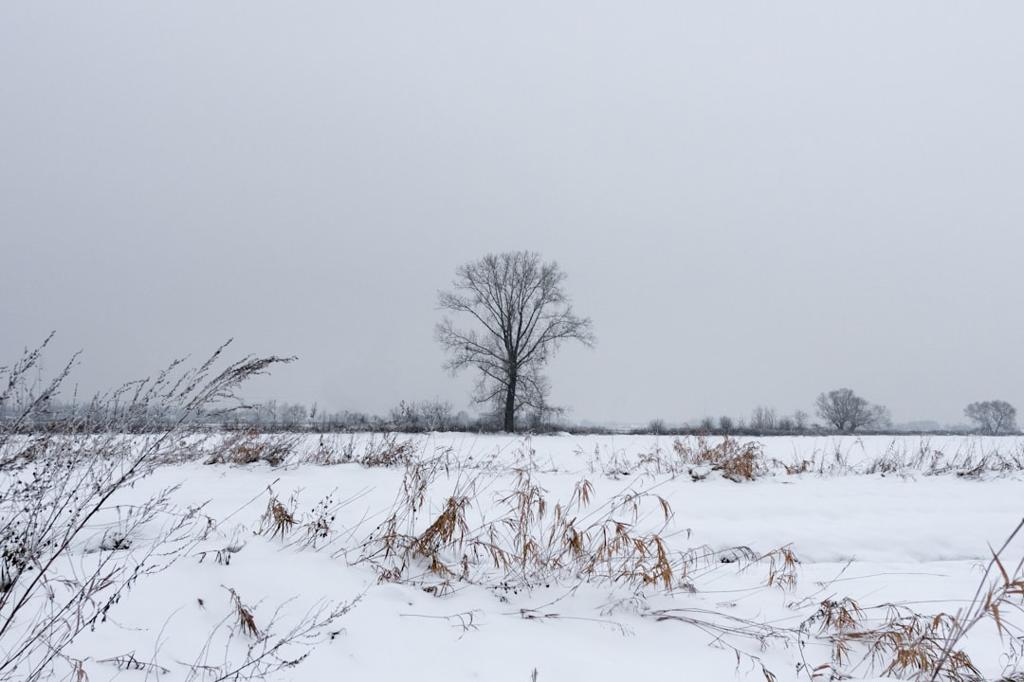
[4,433,1023,681]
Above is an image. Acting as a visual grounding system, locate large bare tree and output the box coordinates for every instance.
[815,387,889,433]
[436,251,594,432]
[964,400,1017,435]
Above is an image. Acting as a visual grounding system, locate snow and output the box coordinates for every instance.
[37,434,1024,679]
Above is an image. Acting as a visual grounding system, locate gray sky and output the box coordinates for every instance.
[2,2,1023,426]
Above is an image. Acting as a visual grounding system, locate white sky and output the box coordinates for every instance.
[2,2,1023,425]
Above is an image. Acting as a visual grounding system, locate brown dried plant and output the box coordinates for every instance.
[928,517,1024,680]
[414,495,471,576]
[261,495,296,540]
[673,437,767,482]
[207,430,296,466]
[805,601,982,680]
[762,545,799,590]
[809,597,864,665]
[225,587,260,638]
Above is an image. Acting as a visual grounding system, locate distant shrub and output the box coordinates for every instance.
[673,437,767,482]
[299,433,417,467]
[205,430,296,466]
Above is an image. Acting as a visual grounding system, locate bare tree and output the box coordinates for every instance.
[814,388,889,433]
[750,406,777,432]
[647,418,666,435]
[964,400,1017,435]
[437,252,594,432]
[387,399,456,432]
[280,402,308,430]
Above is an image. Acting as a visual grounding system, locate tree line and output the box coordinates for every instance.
[2,251,1017,435]
[430,251,1018,436]
[3,390,1016,436]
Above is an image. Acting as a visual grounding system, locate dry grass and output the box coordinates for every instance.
[802,595,1001,679]
[587,435,1024,482]
[301,434,355,465]
[813,597,864,666]
[260,495,297,540]
[354,458,709,596]
[762,545,799,590]
[301,493,338,549]
[12,404,1019,681]
[356,433,418,468]
[226,588,260,638]
[342,448,1024,679]
[674,437,767,482]
[96,652,170,675]
[927,517,1024,680]
[206,430,296,466]
[299,433,418,468]
[859,608,979,680]
[796,524,1023,682]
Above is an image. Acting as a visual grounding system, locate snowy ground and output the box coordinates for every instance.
[39,434,1024,679]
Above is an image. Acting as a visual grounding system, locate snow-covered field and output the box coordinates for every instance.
[15,434,1024,680]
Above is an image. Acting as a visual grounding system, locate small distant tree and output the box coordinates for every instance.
[437,251,594,432]
[388,400,456,431]
[815,388,889,433]
[964,400,1017,435]
[388,401,420,430]
[793,410,810,431]
[280,403,308,430]
[522,400,565,431]
[454,410,473,430]
[750,406,777,432]
[718,416,735,433]
[647,418,666,435]
[420,400,455,431]
[256,400,278,427]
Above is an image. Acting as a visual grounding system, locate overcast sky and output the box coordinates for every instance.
[2,2,1023,426]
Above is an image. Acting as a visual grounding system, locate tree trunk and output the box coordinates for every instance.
[503,373,517,432]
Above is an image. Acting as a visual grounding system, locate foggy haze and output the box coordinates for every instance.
[2,2,1023,426]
